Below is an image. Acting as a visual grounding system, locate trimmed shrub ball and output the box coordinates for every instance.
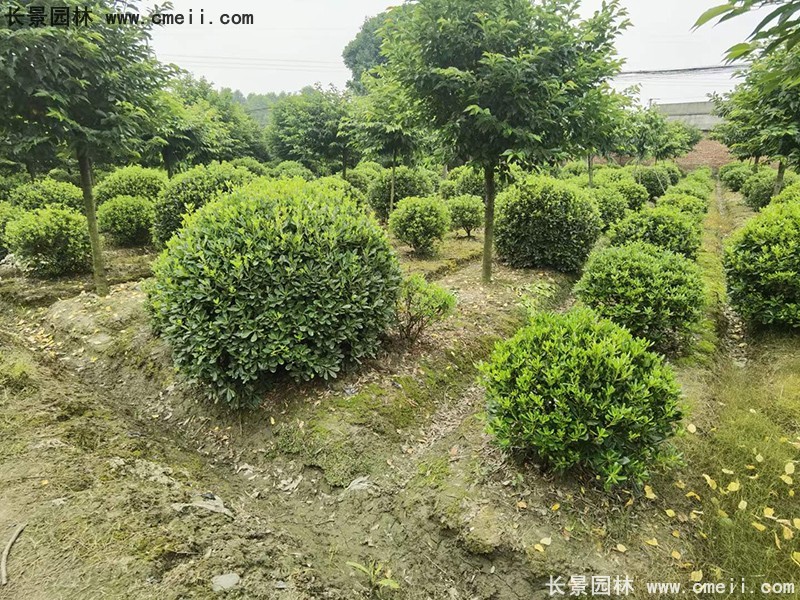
[97,195,155,247]
[395,273,457,345]
[495,176,601,272]
[656,193,708,221]
[719,162,754,192]
[592,186,629,230]
[771,182,800,205]
[444,165,484,198]
[9,179,84,212]
[560,160,588,177]
[4,206,91,278]
[575,242,704,351]
[94,166,167,205]
[592,167,630,188]
[0,201,22,259]
[270,160,315,180]
[607,178,649,210]
[389,196,451,255]
[447,194,484,238]
[630,165,671,200]
[146,178,402,407]
[724,202,800,328]
[367,166,436,221]
[153,161,253,246]
[229,157,271,177]
[345,162,384,194]
[741,169,798,210]
[609,205,701,259]
[660,162,683,185]
[482,308,683,489]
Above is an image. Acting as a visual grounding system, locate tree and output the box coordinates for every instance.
[713,46,800,193]
[0,0,169,295]
[342,12,391,93]
[348,71,425,212]
[383,0,627,282]
[267,86,354,175]
[567,86,631,185]
[696,1,800,81]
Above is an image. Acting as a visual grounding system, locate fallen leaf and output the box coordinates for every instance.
[752,522,767,532]
[551,503,560,511]
[534,544,545,553]
[792,551,800,567]
[687,423,697,434]
[672,530,680,538]
[671,550,682,559]
[782,526,794,540]
[738,500,748,511]
[517,501,528,510]
[793,518,800,529]
[675,480,686,490]
[686,491,701,501]
[727,481,741,492]
[645,538,659,547]
[702,474,718,490]
[690,570,703,582]
[764,507,776,518]
[665,509,676,518]
[722,468,735,475]
[780,474,793,485]
[786,463,796,475]
[645,485,657,500]
[540,537,552,546]
[756,454,764,463]
[615,543,627,553]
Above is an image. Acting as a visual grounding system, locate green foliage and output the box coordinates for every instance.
[46,167,79,185]
[342,11,391,92]
[575,242,705,350]
[724,202,800,327]
[4,205,91,278]
[772,182,800,205]
[153,161,253,246]
[0,201,22,258]
[593,167,630,187]
[607,178,649,210]
[0,173,28,202]
[669,179,713,200]
[97,195,154,247]
[657,193,709,221]
[94,166,167,205]
[609,205,702,259]
[592,186,629,230]
[660,162,683,185]
[147,178,402,407]
[495,176,602,272]
[630,165,671,200]
[389,196,451,255]
[482,308,683,489]
[344,162,383,193]
[447,194,484,238]
[313,176,366,206]
[9,179,84,212]
[719,162,754,192]
[271,160,315,181]
[446,165,484,197]
[368,166,435,221]
[229,157,271,176]
[395,273,456,344]
[561,160,588,177]
[741,169,798,210]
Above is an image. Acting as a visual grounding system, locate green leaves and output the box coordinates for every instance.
[483,308,683,490]
[388,195,451,255]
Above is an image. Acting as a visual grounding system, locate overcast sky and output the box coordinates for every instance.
[149,0,767,104]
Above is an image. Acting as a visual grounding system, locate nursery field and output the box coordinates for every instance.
[1,168,798,600]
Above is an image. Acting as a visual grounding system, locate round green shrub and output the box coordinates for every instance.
[656,193,708,221]
[495,176,601,272]
[719,162,753,192]
[609,205,701,259]
[9,179,84,212]
[153,162,253,246]
[447,194,484,238]
[94,166,167,205]
[741,169,798,210]
[630,165,671,200]
[560,160,588,177]
[724,202,800,327]
[271,160,315,180]
[314,176,366,206]
[446,165,484,198]
[575,242,704,350]
[668,180,710,200]
[345,163,383,194]
[0,201,23,259]
[396,273,456,345]
[46,168,80,185]
[660,162,683,185]
[564,174,591,189]
[367,166,436,221]
[97,195,154,247]
[147,178,402,407]
[482,308,683,489]
[607,178,649,210]
[229,157,271,177]
[772,182,800,205]
[0,173,28,202]
[389,196,450,255]
[592,187,629,230]
[593,167,630,188]
[4,206,91,278]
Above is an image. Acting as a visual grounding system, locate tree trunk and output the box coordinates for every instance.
[342,148,348,179]
[587,155,594,188]
[481,164,496,284]
[774,160,786,197]
[76,148,109,297]
[389,150,397,218]
[753,155,761,173]
[25,161,36,182]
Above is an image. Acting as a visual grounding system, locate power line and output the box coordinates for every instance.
[615,64,743,77]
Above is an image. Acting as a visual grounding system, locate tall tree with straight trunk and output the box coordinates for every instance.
[0,0,169,295]
[382,0,627,282]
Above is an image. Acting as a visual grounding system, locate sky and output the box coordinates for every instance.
[148,0,768,105]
